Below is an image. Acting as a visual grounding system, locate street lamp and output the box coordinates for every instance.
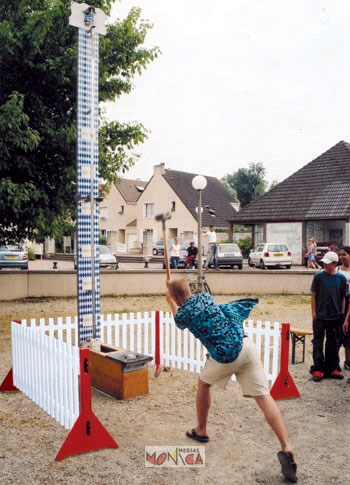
[192,175,207,290]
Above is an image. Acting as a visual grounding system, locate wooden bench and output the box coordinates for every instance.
[244,320,313,365]
[289,327,313,364]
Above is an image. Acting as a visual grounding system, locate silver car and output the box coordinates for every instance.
[210,243,243,269]
[0,244,29,270]
[152,240,164,256]
[74,244,118,269]
[98,244,118,269]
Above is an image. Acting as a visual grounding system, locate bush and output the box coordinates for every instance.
[27,248,36,261]
[236,236,252,258]
[99,235,107,245]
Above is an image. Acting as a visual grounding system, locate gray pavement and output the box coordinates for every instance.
[21,259,309,272]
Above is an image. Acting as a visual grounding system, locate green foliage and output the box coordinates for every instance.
[0,0,160,244]
[233,225,251,233]
[27,247,36,261]
[220,175,237,199]
[99,235,107,245]
[236,236,252,251]
[222,163,267,208]
[268,179,279,191]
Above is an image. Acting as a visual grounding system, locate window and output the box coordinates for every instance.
[171,201,176,211]
[118,205,124,214]
[255,224,264,244]
[144,203,154,218]
[100,207,107,220]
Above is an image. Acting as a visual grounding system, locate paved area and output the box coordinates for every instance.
[6,259,310,272]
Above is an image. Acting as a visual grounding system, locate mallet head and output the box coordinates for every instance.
[155,212,172,222]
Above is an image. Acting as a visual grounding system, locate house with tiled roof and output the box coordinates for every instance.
[229,141,350,264]
[100,178,147,252]
[136,164,239,252]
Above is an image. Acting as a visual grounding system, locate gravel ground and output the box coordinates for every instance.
[1,293,350,485]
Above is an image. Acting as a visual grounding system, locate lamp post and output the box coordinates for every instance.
[192,175,207,290]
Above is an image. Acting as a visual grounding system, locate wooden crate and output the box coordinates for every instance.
[90,345,150,400]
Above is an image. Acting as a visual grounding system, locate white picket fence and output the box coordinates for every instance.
[11,322,80,429]
[18,312,281,384]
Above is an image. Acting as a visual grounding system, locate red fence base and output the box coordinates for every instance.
[1,320,20,392]
[55,410,118,460]
[270,323,300,400]
[154,310,161,377]
[0,368,18,392]
[55,348,118,460]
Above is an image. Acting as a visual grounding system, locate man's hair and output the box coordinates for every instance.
[341,246,350,255]
[169,279,191,300]
[209,225,214,229]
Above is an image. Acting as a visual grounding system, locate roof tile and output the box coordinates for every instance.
[230,141,350,222]
[163,169,237,227]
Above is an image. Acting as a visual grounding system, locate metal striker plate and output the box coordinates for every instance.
[106,350,153,373]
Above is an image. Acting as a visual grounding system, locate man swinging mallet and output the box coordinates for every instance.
[166,278,298,483]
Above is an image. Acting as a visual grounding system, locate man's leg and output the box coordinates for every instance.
[254,394,295,461]
[325,321,341,374]
[190,379,211,437]
[207,246,213,268]
[213,244,218,268]
[312,318,326,372]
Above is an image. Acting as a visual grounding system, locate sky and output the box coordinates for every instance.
[104,0,350,185]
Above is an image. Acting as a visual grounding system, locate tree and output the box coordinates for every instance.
[0,1,160,244]
[222,163,267,208]
[268,179,279,191]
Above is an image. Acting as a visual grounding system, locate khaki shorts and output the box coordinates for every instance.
[199,337,269,397]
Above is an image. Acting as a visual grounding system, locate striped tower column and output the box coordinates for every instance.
[70,4,106,345]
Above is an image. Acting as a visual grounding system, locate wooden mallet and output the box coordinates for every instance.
[154,212,172,376]
[155,212,172,281]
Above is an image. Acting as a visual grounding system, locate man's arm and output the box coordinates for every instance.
[340,278,347,315]
[341,296,346,316]
[311,291,317,320]
[166,291,179,317]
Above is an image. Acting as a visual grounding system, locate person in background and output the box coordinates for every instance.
[185,240,198,269]
[307,237,318,270]
[338,246,350,371]
[310,251,346,382]
[169,237,181,269]
[206,225,219,270]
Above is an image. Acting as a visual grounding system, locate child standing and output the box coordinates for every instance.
[310,251,347,381]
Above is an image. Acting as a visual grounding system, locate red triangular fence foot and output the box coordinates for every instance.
[270,323,300,400]
[55,348,118,460]
[270,370,300,400]
[55,411,118,460]
[0,369,18,392]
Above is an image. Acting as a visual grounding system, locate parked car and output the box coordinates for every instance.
[0,244,28,270]
[152,240,164,256]
[248,243,292,269]
[208,243,243,269]
[74,244,118,269]
[99,245,119,269]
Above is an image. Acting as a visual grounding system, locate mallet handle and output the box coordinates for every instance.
[162,223,171,281]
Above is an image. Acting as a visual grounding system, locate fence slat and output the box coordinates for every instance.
[11,322,80,430]
[11,311,281,431]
